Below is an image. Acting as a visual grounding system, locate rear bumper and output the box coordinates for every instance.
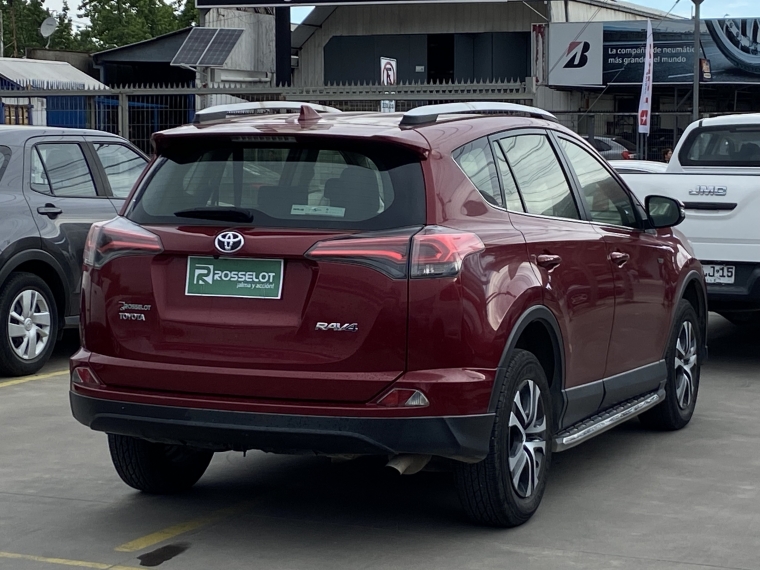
[70,391,494,462]
[704,262,760,312]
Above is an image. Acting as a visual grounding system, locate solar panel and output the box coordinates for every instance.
[170,27,243,67]
[197,29,244,67]
[171,28,217,66]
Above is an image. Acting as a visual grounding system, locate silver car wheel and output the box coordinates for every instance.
[674,320,697,410]
[7,289,51,360]
[508,379,547,498]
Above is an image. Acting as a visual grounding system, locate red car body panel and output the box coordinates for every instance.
[72,110,706,461]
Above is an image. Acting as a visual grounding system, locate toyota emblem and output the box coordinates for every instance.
[215,231,244,254]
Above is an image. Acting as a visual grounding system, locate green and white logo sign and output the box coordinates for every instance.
[186,256,284,299]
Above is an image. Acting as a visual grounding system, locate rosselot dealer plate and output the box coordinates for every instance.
[703,264,735,285]
[186,256,283,299]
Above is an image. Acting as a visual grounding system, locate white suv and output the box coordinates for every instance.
[614,113,760,325]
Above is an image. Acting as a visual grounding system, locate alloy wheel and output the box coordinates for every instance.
[674,320,698,410]
[7,289,51,360]
[508,379,547,498]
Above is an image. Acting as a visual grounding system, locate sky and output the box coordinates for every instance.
[631,0,755,19]
[43,0,757,30]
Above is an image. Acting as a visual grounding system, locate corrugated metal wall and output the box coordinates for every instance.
[205,8,276,75]
[294,2,546,85]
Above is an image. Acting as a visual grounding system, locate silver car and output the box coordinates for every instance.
[583,136,638,160]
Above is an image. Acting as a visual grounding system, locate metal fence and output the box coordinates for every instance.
[0,81,532,153]
[0,82,692,160]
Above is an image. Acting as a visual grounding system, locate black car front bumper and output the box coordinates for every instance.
[70,392,495,462]
[706,262,760,313]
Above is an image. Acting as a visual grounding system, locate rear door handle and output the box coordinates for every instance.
[536,254,562,270]
[609,252,630,266]
[37,204,62,219]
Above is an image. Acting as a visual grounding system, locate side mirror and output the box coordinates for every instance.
[645,195,685,229]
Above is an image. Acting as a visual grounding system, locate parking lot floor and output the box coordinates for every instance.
[1,317,759,570]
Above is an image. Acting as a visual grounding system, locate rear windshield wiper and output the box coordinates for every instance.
[174,207,254,223]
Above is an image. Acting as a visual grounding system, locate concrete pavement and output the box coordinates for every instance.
[0,319,757,570]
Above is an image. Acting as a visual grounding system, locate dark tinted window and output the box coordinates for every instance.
[680,127,760,167]
[128,140,425,230]
[500,134,580,220]
[453,138,503,207]
[31,143,97,197]
[560,139,638,228]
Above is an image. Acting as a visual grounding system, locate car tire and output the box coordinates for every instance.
[108,434,214,494]
[639,300,701,431]
[455,349,552,527]
[0,272,59,377]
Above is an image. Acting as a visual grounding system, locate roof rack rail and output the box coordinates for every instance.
[193,101,341,124]
[400,102,557,126]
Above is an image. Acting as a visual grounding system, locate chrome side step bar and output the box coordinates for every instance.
[553,390,665,452]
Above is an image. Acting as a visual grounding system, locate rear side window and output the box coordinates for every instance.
[31,143,97,198]
[587,138,611,152]
[94,143,147,198]
[680,127,760,167]
[128,140,425,230]
[452,138,503,207]
[499,134,580,220]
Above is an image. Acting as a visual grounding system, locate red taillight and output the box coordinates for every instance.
[410,227,484,278]
[306,228,416,279]
[84,217,163,269]
[622,150,632,160]
[306,226,484,279]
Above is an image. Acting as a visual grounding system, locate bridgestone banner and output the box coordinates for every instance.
[548,19,760,87]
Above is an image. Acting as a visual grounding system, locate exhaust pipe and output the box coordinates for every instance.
[386,454,431,475]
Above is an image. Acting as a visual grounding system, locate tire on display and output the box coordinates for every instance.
[108,434,214,494]
[455,349,552,527]
[0,272,58,377]
[639,299,701,431]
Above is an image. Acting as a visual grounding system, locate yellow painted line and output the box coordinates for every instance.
[0,368,68,389]
[0,551,141,570]
[115,501,255,552]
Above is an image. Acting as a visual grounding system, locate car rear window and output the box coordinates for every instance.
[127,138,426,230]
[680,127,760,167]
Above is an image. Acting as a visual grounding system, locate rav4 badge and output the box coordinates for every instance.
[315,322,359,332]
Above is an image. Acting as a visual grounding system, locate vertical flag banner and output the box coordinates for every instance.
[638,20,654,135]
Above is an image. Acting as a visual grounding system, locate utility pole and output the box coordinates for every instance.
[1,11,4,58]
[692,0,702,122]
[9,0,17,58]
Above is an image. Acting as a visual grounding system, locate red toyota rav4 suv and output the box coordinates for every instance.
[71,102,706,527]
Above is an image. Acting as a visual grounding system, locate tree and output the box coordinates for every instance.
[0,0,196,56]
[77,0,196,50]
